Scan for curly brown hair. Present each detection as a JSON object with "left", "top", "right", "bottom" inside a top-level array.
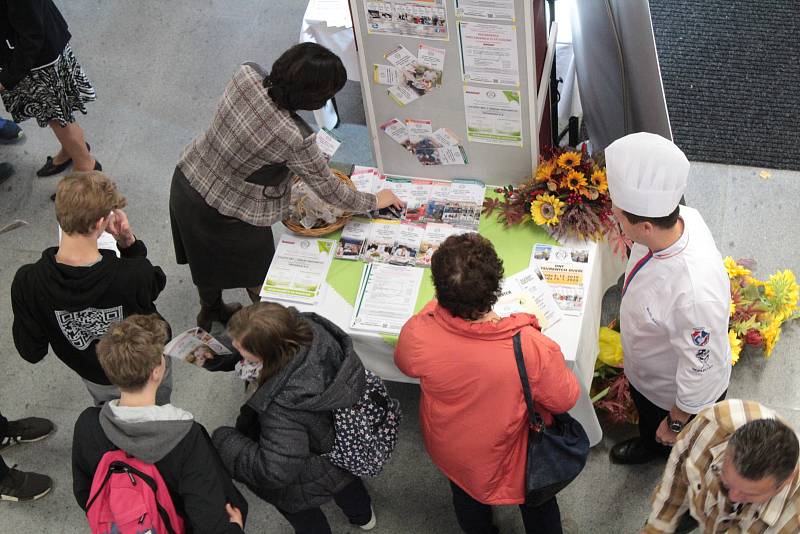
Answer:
[{"left": 431, "top": 233, "right": 504, "bottom": 321}]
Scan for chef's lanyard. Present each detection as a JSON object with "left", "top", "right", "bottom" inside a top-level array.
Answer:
[{"left": 621, "top": 251, "right": 653, "bottom": 298}]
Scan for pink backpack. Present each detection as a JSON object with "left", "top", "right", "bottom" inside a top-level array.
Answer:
[{"left": 85, "top": 450, "right": 185, "bottom": 534}]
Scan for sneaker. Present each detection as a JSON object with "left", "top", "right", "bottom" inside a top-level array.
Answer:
[
  {"left": 0, "top": 120, "right": 23, "bottom": 144},
  {"left": 0, "top": 417, "right": 55, "bottom": 451},
  {"left": 359, "top": 506, "right": 377, "bottom": 531},
  {"left": 0, "top": 467, "right": 53, "bottom": 502}
]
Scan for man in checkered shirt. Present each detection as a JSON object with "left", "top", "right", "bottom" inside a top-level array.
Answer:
[{"left": 643, "top": 399, "right": 800, "bottom": 533}]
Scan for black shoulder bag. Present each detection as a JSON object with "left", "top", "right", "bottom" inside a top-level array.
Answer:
[{"left": 512, "top": 332, "right": 590, "bottom": 507}]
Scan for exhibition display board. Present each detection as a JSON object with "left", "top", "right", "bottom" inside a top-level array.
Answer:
[{"left": 350, "top": 0, "right": 543, "bottom": 184}]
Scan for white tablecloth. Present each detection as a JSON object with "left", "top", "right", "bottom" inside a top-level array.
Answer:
[{"left": 270, "top": 223, "right": 626, "bottom": 446}]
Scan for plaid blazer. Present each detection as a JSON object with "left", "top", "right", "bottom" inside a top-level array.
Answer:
[{"left": 178, "top": 64, "right": 376, "bottom": 227}]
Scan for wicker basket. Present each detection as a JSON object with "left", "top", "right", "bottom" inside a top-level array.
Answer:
[{"left": 282, "top": 170, "right": 355, "bottom": 236}]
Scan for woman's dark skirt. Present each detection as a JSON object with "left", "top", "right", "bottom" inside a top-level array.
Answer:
[{"left": 169, "top": 166, "right": 274, "bottom": 289}]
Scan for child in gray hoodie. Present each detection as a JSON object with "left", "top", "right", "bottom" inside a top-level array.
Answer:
[{"left": 71, "top": 314, "right": 247, "bottom": 533}]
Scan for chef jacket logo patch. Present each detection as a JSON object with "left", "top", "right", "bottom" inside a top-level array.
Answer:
[
  {"left": 693, "top": 348, "right": 712, "bottom": 372},
  {"left": 691, "top": 328, "right": 710, "bottom": 347}
]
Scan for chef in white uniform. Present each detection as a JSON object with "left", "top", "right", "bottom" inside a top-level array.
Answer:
[{"left": 606, "top": 132, "right": 731, "bottom": 465}]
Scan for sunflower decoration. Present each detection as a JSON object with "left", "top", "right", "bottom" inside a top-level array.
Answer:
[
  {"left": 724, "top": 257, "right": 751, "bottom": 280},
  {"left": 483, "top": 146, "right": 617, "bottom": 243},
  {"left": 728, "top": 330, "right": 742, "bottom": 365},
  {"left": 535, "top": 161, "right": 556, "bottom": 183},
  {"left": 557, "top": 151, "right": 581, "bottom": 169},
  {"left": 531, "top": 193, "right": 565, "bottom": 226},
  {"left": 561, "top": 170, "right": 587, "bottom": 192},
  {"left": 590, "top": 169, "right": 608, "bottom": 193}
]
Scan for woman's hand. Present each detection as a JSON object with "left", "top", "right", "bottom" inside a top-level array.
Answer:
[
  {"left": 375, "top": 189, "right": 404, "bottom": 210},
  {"left": 226, "top": 503, "right": 244, "bottom": 529}
]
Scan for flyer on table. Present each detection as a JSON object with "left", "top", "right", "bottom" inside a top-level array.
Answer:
[
  {"left": 260, "top": 236, "right": 336, "bottom": 304},
  {"left": 458, "top": 21, "right": 520, "bottom": 86},
  {"left": 529, "top": 243, "right": 589, "bottom": 315},
  {"left": 351, "top": 263, "right": 425, "bottom": 334},
  {"left": 464, "top": 86, "right": 523, "bottom": 146}
]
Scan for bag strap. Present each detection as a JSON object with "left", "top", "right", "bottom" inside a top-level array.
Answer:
[{"left": 512, "top": 332, "right": 545, "bottom": 431}]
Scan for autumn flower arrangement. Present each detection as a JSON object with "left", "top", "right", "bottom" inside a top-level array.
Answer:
[
  {"left": 483, "top": 145, "right": 630, "bottom": 255},
  {"left": 725, "top": 257, "right": 799, "bottom": 364},
  {"left": 592, "top": 262, "right": 800, "bottom": 425}
]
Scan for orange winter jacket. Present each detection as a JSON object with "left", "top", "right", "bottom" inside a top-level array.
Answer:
[{"left": 395, "top": 301, "right": 580, "bottom": 505}]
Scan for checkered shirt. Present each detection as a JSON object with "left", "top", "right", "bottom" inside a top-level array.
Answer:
[{"left": 645, "top": 400, "right": 800, "bottom": 534}]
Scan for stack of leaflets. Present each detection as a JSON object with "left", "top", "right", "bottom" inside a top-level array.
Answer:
[
  {"left": 260, "top": 236, "right": 337, "bottom": 305},
  {"left": 529, "top": 244, "right": 589, "bottom": 315},
  {"left": 380, "top": 117, "right": 468, "bottom": 166},
  {"left": 494, "top": 267, "right": 563, "bottom": 329},
  {"left": 164, "top": 327, "right": 239, "bottom": 372},
  {"left": 377, "top": 44, "right": 445, "bottom": 107},
  {"left": 351, "top": 262, "right": 425, "bottom": 334},
  {"left": 335, "top": 173, "right": 485, "bottom": 267}
]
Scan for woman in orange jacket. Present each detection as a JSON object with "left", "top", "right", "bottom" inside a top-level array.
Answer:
[{"left": 395, "top": 233, "right": 580, "bottom": 534}]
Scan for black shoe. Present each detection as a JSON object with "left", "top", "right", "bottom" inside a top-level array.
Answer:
[
  {"left": 36, "top": 155, "right": 72, "bottom": 177},
  {"left": 0, "top": 417, "right": 55, "bottom": 451},
  {"left": 36, "top": 142, "right": 93, "bottom": 177},
  {"left": 609, "top": 437, "right": 661, "bottom": 465},
  {"left": 0, "top": 468, "right": 53, "bottom": 502},
  {"left": 0, "top": 162, "right": 14, "bottom": 185},
  {"left": 0, "top": 120, "right": 23, "bottom": 144}
]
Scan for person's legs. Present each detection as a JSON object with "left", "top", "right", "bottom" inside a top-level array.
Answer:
[
  {"left": 333, "top": 477, "right": 373, "bottom": 527},
  {"left": 0, "top": 410, "right": 8, "bottom": 477},
  {"left": 277, "top": 506, "right": 332, "bottom": 534},
  {"left": 47, "top": 120, "right": 94, "bottom": 170},
  {"left": 610, "top": 385, "right": 670, "bottom": 464},
  {"left": 196, "top": 286, "right": 242, "bottom": 331},
  {"left": 449, "top": 480, "right": 497, "bottom": 534},
  {"left": 246, "top": 286, "right": 261, "bottom": 304},
  {"left": 629, "top": 386, "right": 671, "bottom": 456},
  {"left": 519, "top": 497, "right": 563, "bottom": 534}
]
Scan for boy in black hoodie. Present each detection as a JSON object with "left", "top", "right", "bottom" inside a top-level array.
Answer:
[
  {"left": 71, "top": 314, "right": 247, "bottom": 533},
  {"left": 11, "top": 170, "right": 172, "bottom": 405}
]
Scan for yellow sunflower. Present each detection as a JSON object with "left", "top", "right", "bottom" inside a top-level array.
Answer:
[
  {"left": 729, "top": 300, "right": 736, "bottom": 317},
  {"left": 531, "top": 193, "right": 565, "bottom": 226},
  {"left": 723, "top": 257, "right": 751, "bottom": 280},
  {"left": 535, "top": 162, "right": 556, "bottom": 183},
  {"left": 590, "top": 169, "right": 608, "bottom": 193},
  {"left": 762, "top": 319, "right": 782, "bottom": 357},
  {"left": 728, "top": 330, "right": 742, "bottom": 365},
  {"left": 561, "top": 170, "right": 587, "bottom": 192},
  {"left": 557, "top": 151, "right": 581, "bottom": 169}
]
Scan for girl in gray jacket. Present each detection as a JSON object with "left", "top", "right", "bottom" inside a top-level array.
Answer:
[{"left": 212, "top": 302, "right": 376, "bottom": 534}]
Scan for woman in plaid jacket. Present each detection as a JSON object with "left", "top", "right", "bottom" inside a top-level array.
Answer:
[{"left": 169, "top": 43, "right": 401, "bottom": 330}]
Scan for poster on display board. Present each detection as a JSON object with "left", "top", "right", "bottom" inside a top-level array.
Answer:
[
  {"left": 455, "top": 0, "right": 516, "bottom": 22},
  {"left": 365, "top": 1, "right": 449, "bottom": 40},
  {"left": 463, "top": 86, "right": 523, "bottom": 146},
  {"left": 458, "top": 20, "right": 519, "bottom": 86}
]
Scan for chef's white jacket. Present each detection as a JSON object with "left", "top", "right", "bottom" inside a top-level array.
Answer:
[{"left": 620, "top": 206, "right": 731, "bottom": 413}]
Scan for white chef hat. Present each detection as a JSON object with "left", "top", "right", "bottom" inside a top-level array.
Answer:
[{"left": 606, "top": 132, "right": 690, "bottom": 217}]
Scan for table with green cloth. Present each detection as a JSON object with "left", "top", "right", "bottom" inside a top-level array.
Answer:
[{"left": 272, "top": 205, "right": 626, "bottom": 446}]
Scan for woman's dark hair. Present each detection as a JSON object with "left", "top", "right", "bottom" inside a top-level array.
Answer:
[
  {"left": 263, "top": 43, "right": 347, "bottom": 111},
  {"left": 227, "top": 302, "right": 314, "bottom": 385},
  {"left": 431, "top": 233, "right": 504, "bottom": 321}
]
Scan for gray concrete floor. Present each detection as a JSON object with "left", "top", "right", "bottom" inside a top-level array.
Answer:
[{"left": 1, "top": 2, "right": 798, "bottom": 533}]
